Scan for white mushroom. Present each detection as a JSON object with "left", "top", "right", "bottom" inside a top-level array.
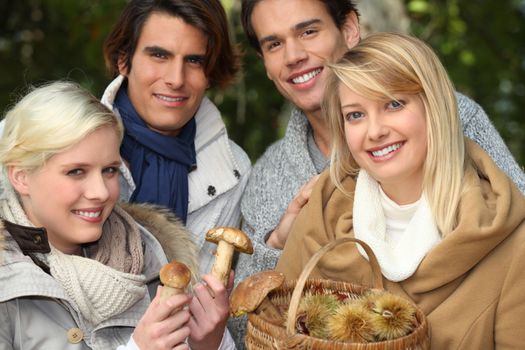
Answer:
[{"left": 205, "top": 227, "right": 253, "bottom": 286}]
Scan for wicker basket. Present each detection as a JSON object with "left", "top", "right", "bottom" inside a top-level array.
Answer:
[{"left": 245, "top": 237, "right": 430, "bottom": 349}]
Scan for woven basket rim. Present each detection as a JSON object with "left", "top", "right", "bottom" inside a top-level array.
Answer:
[
  {"left": 245, "top": 237, "right": 430, "bottom": 349},
  {"left": 247, "top": 277, "right": 430, "bottom": 349}
]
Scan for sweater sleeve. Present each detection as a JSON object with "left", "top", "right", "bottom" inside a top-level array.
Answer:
[
  {"left": 234, "top": 146, "right": 291, "bottom": 287},
  {"left": 456, "top": 92, "right": 525, "bottom": 194}
]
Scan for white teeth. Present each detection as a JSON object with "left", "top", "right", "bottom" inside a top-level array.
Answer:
[
  {"left": 372, "top": 143, "right": 402, "bottom": 157},
  {"left": 76, "top": 211, "right": 101, "bottom": 218},
  {"left": 157, "top": 95, "right": 184, "bottom": 102},
  {"left": 291, "top": 69, "right": 321, "bottom": 84}
]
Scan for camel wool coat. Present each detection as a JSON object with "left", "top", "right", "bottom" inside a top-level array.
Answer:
[{"left": 275, "top": 141, "right": 525, "bottom": 349}]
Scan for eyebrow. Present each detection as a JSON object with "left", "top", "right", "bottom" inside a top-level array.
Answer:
[
  {"left": 61, "top": 160, "right": 122, "bottom": 169},
  {"left": 143, "top": 45, "right": 206, "bottom": 62},
  {"left": 341, "top": 103, "right": 362, "bottom": 109},
  {"left": 258, "top": 18, "right": 323, "bottom": 48},
  {"left": 144, "top": 45, "right": 173, "bottom": 58}
]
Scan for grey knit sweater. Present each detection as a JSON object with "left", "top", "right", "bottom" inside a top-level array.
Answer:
[{"left": 228, "top": 92, "right": 525, "bottom": 348}]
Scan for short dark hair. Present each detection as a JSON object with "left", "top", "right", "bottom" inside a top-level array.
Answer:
[
  {"left": 241, "top": 0, "right": 359, "bottom": 54},
  {"left": 104, "top": 0, "right": 240, "bottom": 88}
]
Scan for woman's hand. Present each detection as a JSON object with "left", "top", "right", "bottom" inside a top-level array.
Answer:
[
  {"left": 266, "top": 174, "right": 320, "bottom": 249},
  {"left": 132, "top": 286, "right": 192, "bottom": 350},
  {"left": 187, "top": 273, "right": 232, "bottom": 350}
]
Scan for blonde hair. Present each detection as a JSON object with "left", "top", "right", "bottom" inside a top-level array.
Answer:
[
  {"left": 0, "top": 81, "right": 123, "bottom": 174},
  {"left": 323, "top": 32, "right": 468, "bottom": 235}
]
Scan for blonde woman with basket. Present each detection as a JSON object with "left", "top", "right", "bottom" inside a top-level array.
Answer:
[{"left": 275, "top": 32, "right": 525, "bottom": 349}]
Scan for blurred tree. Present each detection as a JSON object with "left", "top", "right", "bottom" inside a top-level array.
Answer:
[
  {"left": 0, "top": 0, "right": 523, "bottom": 166},
  {"left": 406, "top": 0, "right": 525, "bottom": 165},
  {"left": 0, "top": 0, "right": 126, "bottom": 107}
]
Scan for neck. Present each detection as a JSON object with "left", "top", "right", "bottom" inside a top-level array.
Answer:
[
  {"left": 304, "top": 108, "right": 331, "bottom": 158},
  {"left": 380, "top": 182, "right": 422, "bottom": 205}
]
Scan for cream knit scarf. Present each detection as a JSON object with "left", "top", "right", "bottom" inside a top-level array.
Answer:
[
  {"left": 353, "top": 170, "right": 441, "bottom": 282},
  {"left": 0, "top": 183, "right": 147, "bottom": 326}
]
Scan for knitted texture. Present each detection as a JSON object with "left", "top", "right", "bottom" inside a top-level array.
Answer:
[
  {"left": 0, "top": 180, "right": 147, "bottom": 326},
  {"left": 48, "top": 248, "right": 146, "bottom": 325},
  {"left": 353, "top": 170, "right": 441, "bottom": 282}
]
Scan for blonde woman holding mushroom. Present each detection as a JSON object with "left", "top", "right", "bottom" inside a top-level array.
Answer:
[
  {"left": 275, "top": 33, "right": 525, "bottom": 349},
  {"left": 0, "top": 81, "right": 223, "bottom": 350}
]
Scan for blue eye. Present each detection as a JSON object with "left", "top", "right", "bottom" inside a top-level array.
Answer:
[
  {"left": 345, "top": 111, "right": 364, "bottom": 121},
  {"left": 103, "top": 167, "right": 120, "bottom": 176},
  {"left": 388, "top": 100, "right": 404, "bottom": 109},
  {"left": 67, "top": 168, "right": 83, "bottom": 176}
]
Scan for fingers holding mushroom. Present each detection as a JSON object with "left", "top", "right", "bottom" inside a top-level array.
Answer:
[
  {"left": 205, "top": 227, "right": 253, "bottom": 287},
  {"left": 159, "top": 260, "right": 192, "bottom": 304}
]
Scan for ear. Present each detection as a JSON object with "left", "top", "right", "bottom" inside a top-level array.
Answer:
[
  {"left": 8, "top": 166, "right": 30, "bottom": 196},
  {"left": 341, "top": 11, "right": 361, "bottom": 50},
  {"left": 117, "top": 55, "right": 129, "bottom": 76}
]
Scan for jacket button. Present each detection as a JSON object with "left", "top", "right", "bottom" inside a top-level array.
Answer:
[
  {"left": 33, "top": 234, "right": 42, "bottom": 245},
  {"left": 207, "top": 185, "right": 216, "bottom": 196},
  {"left": 67, "top": 327, "right": 83, "bottom": 344}
]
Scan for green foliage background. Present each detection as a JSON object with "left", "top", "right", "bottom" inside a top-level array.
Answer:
[{"left": 1, "top": 0, "right": 523, "bottom": 166}]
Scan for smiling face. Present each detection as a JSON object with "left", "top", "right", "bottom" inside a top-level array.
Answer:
[
  {"left": 119, "top": 12, "right": 209, "bottom": 137},
  {"left": 339, "top": 84, "right": 428, "bottom": 203},
  {"left": 251, "top": 0, "right": 359, "bottom": 118},
  {"left": 11, "top": 126, "right": 122, "bottom": 254}
]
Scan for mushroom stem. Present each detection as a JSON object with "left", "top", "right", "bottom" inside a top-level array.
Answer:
[
  {"left": 160, "top": 286, "right": 185, "bottom": 304},
  {"left": 257, "top": 298, "right": 284, "bottom": 325},
  {"left": 211, "top": 240, "right": 235, "bottom": 286}
]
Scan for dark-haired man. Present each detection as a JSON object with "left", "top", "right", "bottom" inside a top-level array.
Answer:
[{"left": 102, "top": 0, "right": 251, "bottom": 348}]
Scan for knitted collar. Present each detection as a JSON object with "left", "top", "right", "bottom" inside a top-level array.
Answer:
[
  {"left": 0, "top": 182, "right": 147, "bottom": 326},
  {"left": 353, "top": 170, "right": 441, "bottom": 282}
]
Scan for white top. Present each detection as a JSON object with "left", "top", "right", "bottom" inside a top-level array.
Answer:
[
  {"left": 353, "top": 170, "right": 441, "bottom": 282},
  {"left": 379, "top": 186, "right": 420, "bottom": 245}
]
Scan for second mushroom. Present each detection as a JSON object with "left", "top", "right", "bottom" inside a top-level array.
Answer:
[{"left": 205, "top": 227, "right": 253, "bottom": 286}]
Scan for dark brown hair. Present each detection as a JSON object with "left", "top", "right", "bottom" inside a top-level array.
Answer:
[
  {"left": 241, "top": 0, "right": 359, "bottom": 54},
  {"left": 104, "top": 0, "right": 240, "bottom": 88}
]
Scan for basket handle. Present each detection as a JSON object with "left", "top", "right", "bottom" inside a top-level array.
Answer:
[{"left": 285, "top": 237, "right": 383, "bottom": 335}]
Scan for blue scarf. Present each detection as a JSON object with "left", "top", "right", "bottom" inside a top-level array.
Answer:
[{"left": 114, "top": 85, "right": 197, "bottom": 224}]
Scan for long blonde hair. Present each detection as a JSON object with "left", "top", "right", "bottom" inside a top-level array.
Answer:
[
  {"left": 0, "top": 81, "right": 123, "bottom": 175},
  {"left": 323, "top": 32, "right": 468, "bottom": 235}
]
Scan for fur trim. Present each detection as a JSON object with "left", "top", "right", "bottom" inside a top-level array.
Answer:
[{"left": 120, "top": 202, "right": 199, "bottom": 280}]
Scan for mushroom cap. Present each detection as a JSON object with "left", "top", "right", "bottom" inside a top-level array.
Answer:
[
  {"left": 230, "top": 270, "right": 285, "bottom": 317},
  {"left": 159, "top": 260, "right": 191, "bottom": 289},
  {"left": 205, "top": 227, "right": 254, "bottom": 254}
]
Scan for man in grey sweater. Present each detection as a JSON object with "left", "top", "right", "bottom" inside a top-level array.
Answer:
[{"left": 230, "top": 0, "right": 525, "bottom": 346}]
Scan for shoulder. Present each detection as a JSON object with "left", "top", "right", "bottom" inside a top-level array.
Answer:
[
  {"left": 455, "top": 91, "right": 485, "bottom": 126},
  {"left": 120, "top": 203, "right": 198, "bottom": 273},
  {"left": 242, "top": 139, "right": 289, "bottom": 201},
  {"left": 228, "top": 139, "right": 252, "bottom": 174},
  {"left": 251, "top": 138, "right": 288, "bottom": 177}
]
